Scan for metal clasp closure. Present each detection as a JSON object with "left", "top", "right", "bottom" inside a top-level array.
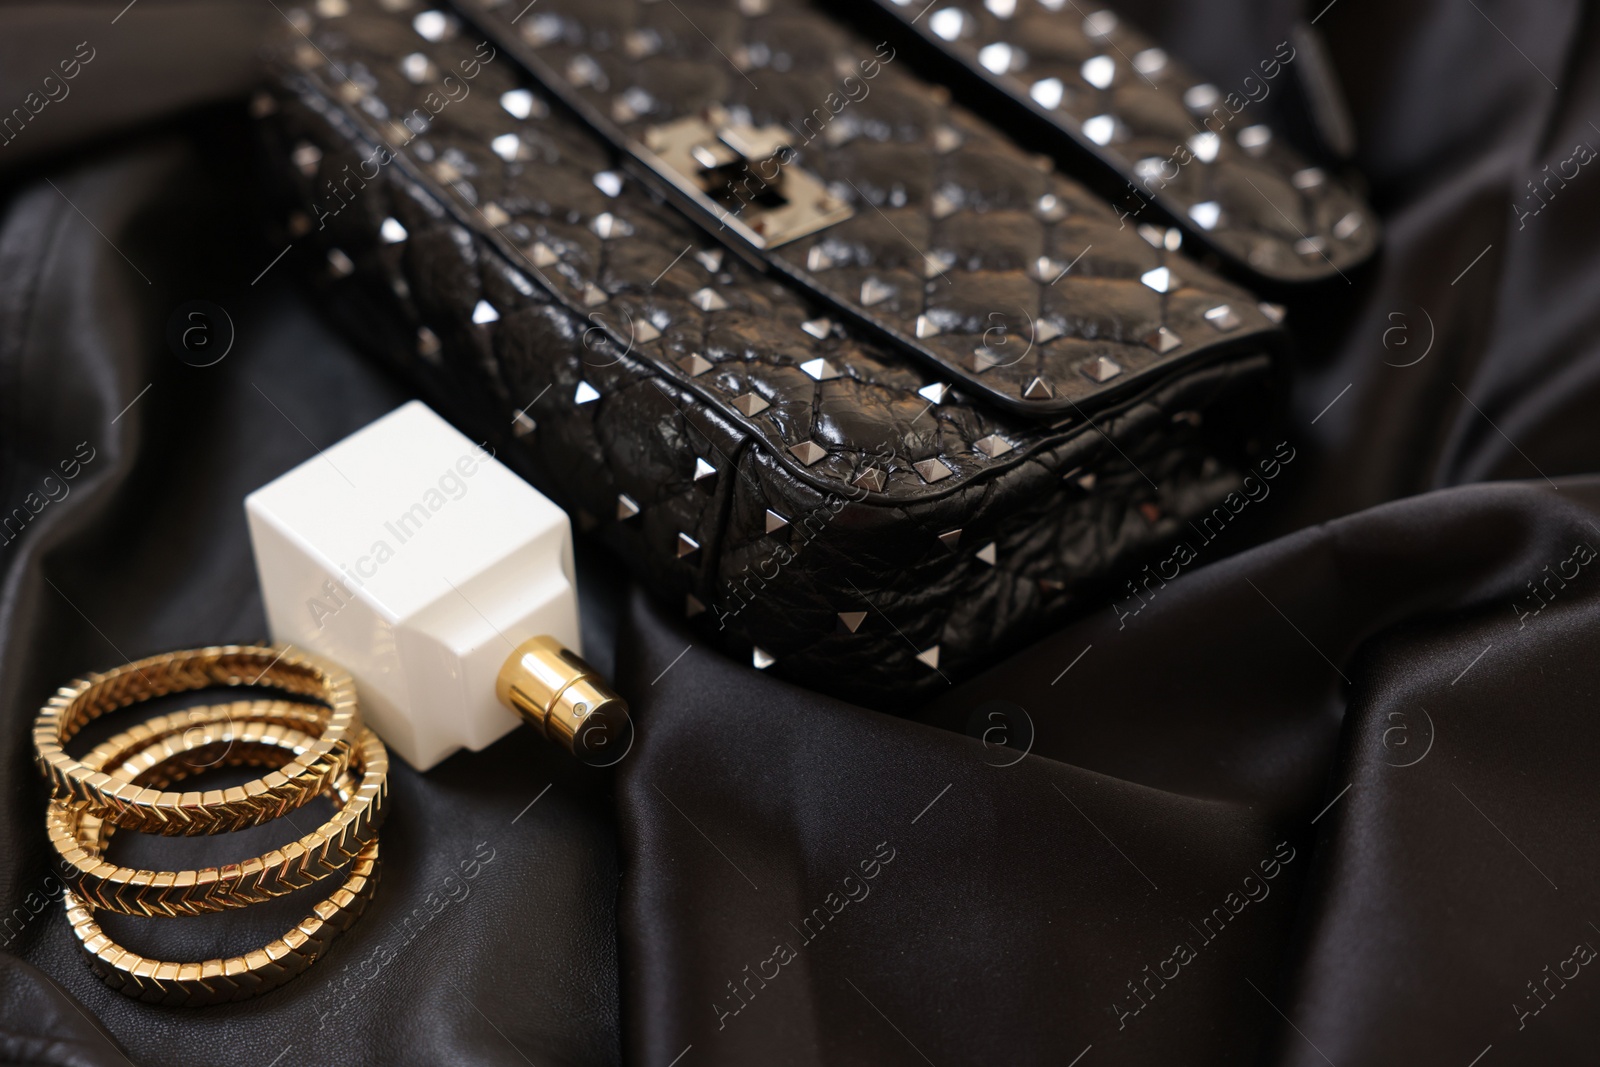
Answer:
[{"left": 640, "top": 108, "right": 852, "bottom": 249}]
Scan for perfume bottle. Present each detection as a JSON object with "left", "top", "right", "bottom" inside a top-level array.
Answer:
[{"left": 246, "top": 400, "right": 627, "bottom": 770}]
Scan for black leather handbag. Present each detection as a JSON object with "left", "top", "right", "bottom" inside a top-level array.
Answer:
[{"left": 257, "top": 0, "right": 1375, "bottom": 707}]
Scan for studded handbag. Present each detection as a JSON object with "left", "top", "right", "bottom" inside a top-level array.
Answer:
[{"left": 257, "top": 0, "right": 1376, "bottom": 707}]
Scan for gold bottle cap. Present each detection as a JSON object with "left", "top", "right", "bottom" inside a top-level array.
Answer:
[{"left": 496, "top": 636, "right": 630, "bottom": 763}]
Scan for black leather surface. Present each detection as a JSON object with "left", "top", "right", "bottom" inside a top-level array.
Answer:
[
  {"left": 5, "top": 0, "right": 1600, "bottom": 1064},
  {"left": 858, "top": 0, "right": 1379, "bottom": 282},
  {"left": 262, "top": 0, "right": 1289, "bottom": 706}
]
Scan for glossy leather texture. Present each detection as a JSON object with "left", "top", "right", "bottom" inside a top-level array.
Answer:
[{"left": 257, "top": 0, "right": 1303, "bottom": 706}]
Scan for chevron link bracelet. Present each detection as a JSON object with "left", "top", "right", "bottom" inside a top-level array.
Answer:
[
  {"left": 61, "top": 712, "right": 381, "bottom": 1006},
  {"left": 34, "top": 644, "right": 361, "bottom": 836},
  {"left": 48, "top": 700, "right": 388, "bottom": 917},
  {"left": 33, "top": 644, "right": 389, "bottom": 1004}
]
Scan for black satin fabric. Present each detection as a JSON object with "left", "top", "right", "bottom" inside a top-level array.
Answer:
[{"left": 3, "top": 1, "right": 1600, "bottom": 1065}]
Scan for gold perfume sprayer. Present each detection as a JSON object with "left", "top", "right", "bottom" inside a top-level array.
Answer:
[{"left": 495, "top": 636, "right": 629, "bottom": 758}]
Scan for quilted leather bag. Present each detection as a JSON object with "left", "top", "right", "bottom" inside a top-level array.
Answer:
[{"left": 257, "top": 0, "right": 1376, "bottom": 707}]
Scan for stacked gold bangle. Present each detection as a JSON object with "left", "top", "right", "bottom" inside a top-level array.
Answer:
[{"left": 31, "top": 645, "right": 389, "bottom": 1007}]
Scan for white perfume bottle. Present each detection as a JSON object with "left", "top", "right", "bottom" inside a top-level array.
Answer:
[{"left": 245, "top": 400, "right": 626, "bottom": 771}]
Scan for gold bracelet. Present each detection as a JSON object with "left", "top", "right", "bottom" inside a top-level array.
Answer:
[
  {"left": 49, "top": 701, "right": 388, "bottom": 917},
  {"left": 61, "top": 714, "right": 381, "bottom": 1006},
  {"left": 34, "top": 644, "right": 360, "bottom": 836}
]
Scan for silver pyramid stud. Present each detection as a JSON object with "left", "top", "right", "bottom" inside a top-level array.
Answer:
[
  {"left": 693, "top": 457, "right": 717, "bottom": 482},
  {"left": 1081, "top": 55, "right": 1116, "bottom": 89},
  {"left": 616, "top": 493, "right": 640, "bottom": 520},
  {"left": 931, "top": 190, "right": 961, "bottom": 219},
  {"left": 472, "top": 299, "right": 499, "bottom": 324},
  {"left": 853, "top": 467, "right": 886, "bottom": 492},
  {"left": 765, "top": 509, "right": 789, "bottom": 534},
  {"left": 929, "top": 7, "right": 966, "bottom": 40},
  {"left": 806, "top": 245, "right": 836, "bottom": 271},
  {"left": 1184, "top": 83, "right": 1220, "bottom": 111},
  {"left": 1076, "top": 471, "right": 1098, "bottom": 491},
  {"left": 492, "top": 134, "right": 524, "bottom": 163},
  {"left": 529, "top": 241, "right": 559, "bottom": 267},
  {"left": 933, "top": 125, "right": 963, "bottom": 153},
  {"left": 801, "top": 317, "right": 833, "bottom": 339},
  {"left": 1035, "top": 192, "right": 1067, "bottom": 221},
  {"left": 581, "top": 284, "right": 609, "bottom": 307},
  {"left": 923, "top": 252, "right": 954, "bottom": 279},
  {"left": 837, "top": 610, "right": 867, "bottom": 633},
  {"left": 685, "top": 594, "right": 705, "bottom": 618},
  {"left": 1295, "top": 236, "right": 1326, "bottom": 257},
  {"left": 972, "top": 348, "right": 1004, "bottom": 373},
  {"left": 676, "top": 532, "right": 700, "bottom": 559},
  {"left": 593, "top": 171, "right": 624, "bottom": 197},
  {"left": 916, "top": 645, "right": 941, "bottom": 669},
  {"left": 1031, "top": 256, "right": 1066, "bottom": 283},
  {"left": 790, "top": 441, "right": 827, "bottom": 465},
  {"left": 1033, "top": 320, "right": 1065, "bottom": 344},
  {"left": 919, "top": 383, "right": 950, "bottom": 404},
  {"left": 399, "top": 53, "right": 435, "bottom": 84},
  {"left": 590, "top": 212, "right": 633, "bottom": 239},
  {"left": 859, "top": 277, "right": 896, "bottom": 306},
  {"left": 1188, "top": 131, "right": 1221, "bottom": 163},
  {"left": 481, "top": 203, "right": 511, "bottom": 227},
  {"left": 915, "top": 315, "right": 944, "bottom": 339},
  {"left": 1082, "top": 355, "right": 1125, "bottom": 381},
  {"left": 610, "top": 95, "right": 642, "bottom": 123},
  {"left": 1334, "top": 211, "right": 1363, "bottom": 240},
  {"left": 574, "top": 381, "right": 601, "bottom": 405},
  {"left": 975, "top": 434, "right": 1013, "bottom": 458},
  {"left": 500, "top": 88, "right": 537, "bottom": 119},
  {"left": 1084, "top": 9, "right": 1118, "bottom": 36},
  {"left": 1204, "top": 305, "right": 1241, "bottom": 331},
  {"left": 633, "top": 320, "right": 662, "bottom": 344},
  {"left": 1258, "top": 301, "right": 1286, "bottom": 324},
  {"left": 624, "top": 29, "right": 659, "bottom": 60},
  {"left": 412, "top": 10, "right": 454, "bottom": 41},
  {"left": 1292, "top": 167, "right": 1326, "bottom": 190},
  {"left": 380, "top": 217, "right": 408, "bottom": 243},
  {"left": 1137, "top": 224, "right": 1166, "bottom": 249},
  {"left": 1031, "top": 76, "right": 1065, "bottom": 109},
  {"left": 978, "top": 42, "right": 1020, "bottom": 75},
  {"left": 913, "top": 457, "right": 953, "bottom": 483},
  {"left": 417, "top": 326, "right": 441, "bottom": 359},
  {"left": 1132, "top": 47, "right": 1167, "bottom": 75},
  {"left": 977, "top": 542, "right": 997, "bottom": 565},
  {"left": 566, "top": 54, "right": 603, "bottom": 87},
  {"left": 1082, "top": 114, "right": 1120, "bottom": 146},
  {"left": 690, "top": 287, "right": 729, "bottom": 311},
  {"left": 1023, "top": 376, "right": 1054, "bottom": 400},
  {"left": 1238, "top": 124, "right": 1272, "bottom": 156},
  {"left": 327, "top": 249, "right": 355, "bottom": 277},
  {"left": 732, "top": 392, "right": 770, "bottom": 416},
  {"left": 695, "top": 248, "right": 724, "bottom": 273},
  {"left": 938, "top": 528, "right": 961, "bottom": 550},
  {"left": 1189, "top": 201, "right": 1222, "bottom": 231},
  {"left": 1140, "top": 266, "right": 1176, "bottom": 293},
  {"left": 752, "top": 647, "right": 775, "bottom": 669},
  {"left": 1143, "top": 328, "right": 1182, "bottom": 354},
  {"left": 512, "top": 411, "right": 536, "bottom": 437},
  {"left": 801, "top": 358, "right": 841, "bottom": 381},
  {"left": 679, "top": 353, "right": 713, "bottom": 377}
]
